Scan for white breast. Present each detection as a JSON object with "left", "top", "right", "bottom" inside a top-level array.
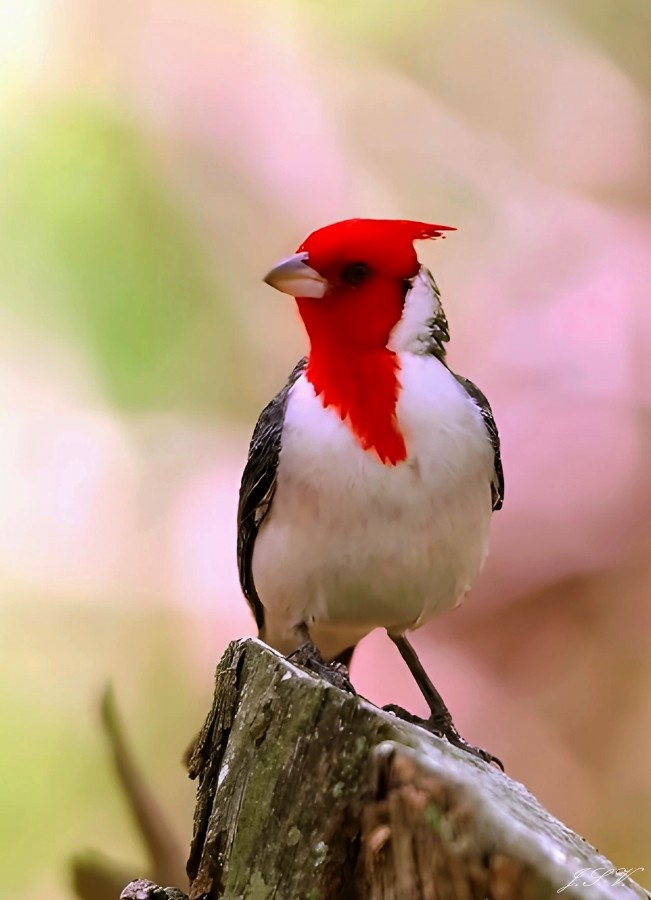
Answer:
[{"left": 252, "top": 352, "right": 494, "bottom": 660}]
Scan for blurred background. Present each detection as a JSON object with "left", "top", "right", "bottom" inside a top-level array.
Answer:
[{"left": 1, "top": 0, "right": 651, "bottom": 896}]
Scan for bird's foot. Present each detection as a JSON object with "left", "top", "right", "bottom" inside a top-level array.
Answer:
[
  {"left": 383, "top": 703, "right": 504, "bottom": 771},
  {"left": 288, "top": 642, "right": 356, "bottom": 694}
]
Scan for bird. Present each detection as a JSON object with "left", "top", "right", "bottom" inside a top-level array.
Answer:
[{"left": 237, "top": 218, "right": 504, "bottom": 765}]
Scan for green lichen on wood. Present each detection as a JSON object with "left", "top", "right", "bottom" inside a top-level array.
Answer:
[
  {"left": 188, "top": 640, "right": 413, "bottom": 897},
  {"left": 203, "top": 650, "right": 380, "bottom": 895}
]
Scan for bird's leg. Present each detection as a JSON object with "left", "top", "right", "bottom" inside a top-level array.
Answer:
[
  {"left": 287, "top": 623, "right": 356, "bottom": 694},
  {"left": 386, "top": 633, "right": 503, "bottom": 770}
]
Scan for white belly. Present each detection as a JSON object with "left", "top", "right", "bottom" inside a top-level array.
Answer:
[{"left": 252, "top": 353, "right": 494, "bottom": 659}]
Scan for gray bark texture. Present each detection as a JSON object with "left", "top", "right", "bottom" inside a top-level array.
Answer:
[{"left": 124, "top": 638, "right": 649, "bottom": 900}]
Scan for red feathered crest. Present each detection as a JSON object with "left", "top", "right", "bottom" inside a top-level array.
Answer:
[{"left": 299, "top": 219, "right": 455, "bottom": 281}]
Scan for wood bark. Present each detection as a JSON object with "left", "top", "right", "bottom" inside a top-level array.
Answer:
[{"left": 123, "top": 638, "right": 649, "bottom": 900}]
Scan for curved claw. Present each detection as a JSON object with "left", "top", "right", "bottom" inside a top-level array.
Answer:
[
  {"left": 436, "top": 723, "right": 504, "bottom": 771},
  {"left": 383, "top": 703, "right": 504, "bottom": 771}
]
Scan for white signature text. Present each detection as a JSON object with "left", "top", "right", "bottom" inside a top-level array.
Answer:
[{"left": 558, "top": 866, "right": 645, "bottom": 892}]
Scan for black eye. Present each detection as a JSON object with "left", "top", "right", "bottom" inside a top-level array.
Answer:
[{"left": 341, "top": 262, "right": 370, "bottom": 286}]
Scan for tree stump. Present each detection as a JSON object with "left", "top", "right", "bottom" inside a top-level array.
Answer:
[{"left": 123, "top": 638, "right": 649, "bottom": 900}]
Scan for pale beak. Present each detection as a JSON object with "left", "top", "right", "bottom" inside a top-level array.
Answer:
[{"left": 263, "top": 252, "right": 328, "bottom": 299}]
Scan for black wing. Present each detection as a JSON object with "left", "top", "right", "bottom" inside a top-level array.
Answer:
[
  {"left": 237, "top": 358, "right": 307, "bottom": 629},
  {"left": 452, "top": 373, "right": 504, "bottom": 511}
]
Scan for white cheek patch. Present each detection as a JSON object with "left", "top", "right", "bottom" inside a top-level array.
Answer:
[{"left": 388, "top": 266, "right": 448, "bottom": 356}]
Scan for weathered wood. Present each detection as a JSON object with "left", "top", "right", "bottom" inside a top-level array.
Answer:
[
  {"left": 120, "top": 881, "right": 188, "bottom": 900},
  {"left": 175, "top": 638, "right": 649, "bottom": 900}
]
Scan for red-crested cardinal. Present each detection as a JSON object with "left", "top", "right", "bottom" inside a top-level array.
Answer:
[{"left": 237, "top": 219, "right": 504, "bottom": 765}]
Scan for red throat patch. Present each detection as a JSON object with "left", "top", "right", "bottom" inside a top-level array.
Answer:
[
  {"left": 296, "top": 275, "right": 409, "bottom": 465},
  {"left": 306, "top": 347, "right": 407, "bottom": 465}
]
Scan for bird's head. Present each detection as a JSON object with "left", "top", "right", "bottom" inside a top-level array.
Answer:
[
  {"left": 262, "top": 218, "right": 454, "bottom": 464},
  {"left": 263, "top": 218, "right": 454, "bottom": 352}
]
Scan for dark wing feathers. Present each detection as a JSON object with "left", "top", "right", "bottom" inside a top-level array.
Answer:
[
  {"left": 237, "top": 358, "right": 306, "bottom": 628},
  {"left": 452, "top": 373, "right": 504, "bottom": 511}
]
